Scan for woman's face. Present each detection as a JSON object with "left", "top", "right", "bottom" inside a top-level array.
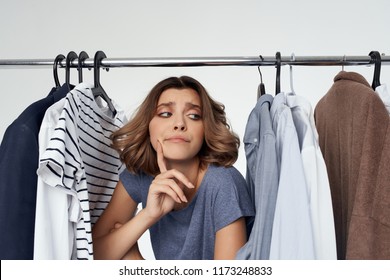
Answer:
[{"left": 149, "top": 88, "right": 204, "bottom": 163}]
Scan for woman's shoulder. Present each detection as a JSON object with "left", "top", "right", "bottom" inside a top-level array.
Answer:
[
  {"left": 119, "top": 168, "right": 154, "bottom": 203},
  {"left": 119, "top": 168, "right": 153, "bottom": 186},
  {"left": 208, "top": 164, "right": 243, "bottom": 177},
  {"left": 203, "top": 165, "right": 254, "bottom": 221},
  {"left": 205, "top": 164, "right": 246, "bottom": 187}
]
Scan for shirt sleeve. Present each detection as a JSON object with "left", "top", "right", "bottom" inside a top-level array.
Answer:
[
  {"left": 37, "top": 95, "right": 84, "bottom": 194},
  {"left": 119, "top": 169, "right": 143, "bottom": 203},
  {"left": 212, "top": 168, "right": 255, "bottom": 233}
]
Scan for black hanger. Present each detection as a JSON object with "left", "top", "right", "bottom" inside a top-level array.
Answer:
[
  {"left": 92, "top": 51, "right": 117, "bottom": 116},
  {"left": 78, "top": 51, "right": 89, "bottom": 83},
  {"left": 53, "top": 54, "right": 65, "bottom": 88},
  {"left": 257, "top": 56, "right": 266, "bottom": 99},
  {"left": 369, "top": 51, "right": 381, "bottom": 90},
  {"left": 65, "top": 51, "right": 78, "bottom": 90},
  {"left": 275, "top": 52, "right": 281, "bottom": 95}
]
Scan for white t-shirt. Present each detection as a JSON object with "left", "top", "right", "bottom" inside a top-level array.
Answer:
[
  {"left": 375, "top": 84, "right": 390, "bottom": 114},
  {"left": 34, "top": 83, "right": 126, "bottom": 260}
]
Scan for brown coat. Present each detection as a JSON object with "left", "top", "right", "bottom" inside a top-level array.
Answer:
[{"left": 314, "top": 71, "right": 390, "bottom": 259}]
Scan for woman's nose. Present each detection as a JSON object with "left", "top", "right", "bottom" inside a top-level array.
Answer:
[
  {"left": 174, "top": 123, "right": 186, "bottom": 131},
  {"left": 173, "top": 118, "right": 186, "bottom": 131}
]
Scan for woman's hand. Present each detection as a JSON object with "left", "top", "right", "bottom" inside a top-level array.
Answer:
[{"left": 144, "top": 141, "right": 194, "bottom": 220}]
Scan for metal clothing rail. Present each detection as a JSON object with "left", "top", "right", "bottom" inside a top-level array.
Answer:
[{"left": 1, "top": 55, "right": 390, "bottom": 68}]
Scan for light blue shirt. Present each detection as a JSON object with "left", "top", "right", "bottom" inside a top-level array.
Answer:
[
  {"left": 236, "top": 94, "right": 279, "bottom": 260},
  {"left": 269, "top": 92, "right": 315, "bottom": 259}
]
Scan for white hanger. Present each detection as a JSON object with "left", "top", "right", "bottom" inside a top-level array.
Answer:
[
  {"left": 342, "top": 54, "right": 346, "bottom": 71},
  {"left": 289, "top": 53, "right": 296, "bottom": 94}
]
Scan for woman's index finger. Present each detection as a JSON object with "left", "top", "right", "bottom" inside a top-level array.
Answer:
[{"left": 157, "top": 141, "right": 167, "bottom": 173}]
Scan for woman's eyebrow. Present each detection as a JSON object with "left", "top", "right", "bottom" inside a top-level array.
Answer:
[
  {"left": 185, "top": 103, "right": 201, "bottom": 110},
  {"left": 156, "top": 102, "right": 201, "bottom": 110},
  {"left": 156, "top": 102, "right": 174, "bottom": 108}
]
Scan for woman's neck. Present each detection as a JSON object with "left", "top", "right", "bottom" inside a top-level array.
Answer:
[
  {"left": 166, "top": 157, "right": 201, "bottom": 187},
  {"left": 167, "top": 157, "right": 207, "bottom": 211}
]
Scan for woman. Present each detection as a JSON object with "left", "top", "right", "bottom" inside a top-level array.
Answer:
[{"left": 92, "top": 76, "right": 254, "bottom": 260}]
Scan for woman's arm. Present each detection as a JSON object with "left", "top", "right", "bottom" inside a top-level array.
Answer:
[
  {"left": 92, "top": 181, "right": 155, "bottom": 260},
  {"left": 214, "top": 217, "right": 247, "bottom": 260},
  {"left": 104, "top": 222, "right": 145, "bottom": 260},
  {"left": 93, "top": 165, "right": 192, "bottom": 260}
]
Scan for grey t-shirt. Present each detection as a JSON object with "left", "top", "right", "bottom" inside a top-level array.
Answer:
[{"left": 120, "top": 164, "right": 254, "bottom": 260}]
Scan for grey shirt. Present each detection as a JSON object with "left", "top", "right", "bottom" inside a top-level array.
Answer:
[
  {"left": 236, "top": 94, "right": 279, "bottom": 260},
  {"left": 120, "top": 164, "right": 254, "bottom": 260}
]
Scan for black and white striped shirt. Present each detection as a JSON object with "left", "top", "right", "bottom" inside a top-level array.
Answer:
[{"left": 37, "top": 83, "right": 126, "bottom": 260}]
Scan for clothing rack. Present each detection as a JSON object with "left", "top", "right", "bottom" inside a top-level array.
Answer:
[{"left": 1, "top": 54, "right": 390, "bottom": 68}]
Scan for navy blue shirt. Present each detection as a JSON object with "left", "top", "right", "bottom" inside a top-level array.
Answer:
[
  {"left": 120, "top": 164, "right": 254, "bottom": 260},
  {"left": 0, "top": 84, "right": 72, "bottom": 259}
]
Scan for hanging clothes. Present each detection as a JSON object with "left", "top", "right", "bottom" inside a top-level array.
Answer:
[
  {"left": 236, "top": 94, "right": 279, "bottom": 260},
  {"left": 0, "top": 83, "right": 72, "bottom": 259},
  {"left": 34, "top": 83, "right": 126, "bottom": 260},
  {"left": 269, "top": 92, "right": 315, "bottom": 259},
  {"left": 315, "top": 71, "right": 390, "bottom": 259},
  {"left": 375, "top": 84, "right": 390, "bottom": 114},
  {"left": 286, "top": 92, "right": 337, "bottom": 259}
]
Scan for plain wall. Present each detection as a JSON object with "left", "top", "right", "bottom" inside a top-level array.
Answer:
[{"left": 1, "top": 0, "right": 389, "bottom": 259}]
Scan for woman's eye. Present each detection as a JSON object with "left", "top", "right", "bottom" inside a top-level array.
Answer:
[
  {"left": 158, "top": 112, "right": 172, "bottom": 118},
  {"left": 188, "top": 113, "right": 202, "bottom": 120}
]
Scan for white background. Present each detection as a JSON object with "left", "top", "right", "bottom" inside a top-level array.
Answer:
[{"left": 1, "top": 0, "right": 390, "bottom": 260}]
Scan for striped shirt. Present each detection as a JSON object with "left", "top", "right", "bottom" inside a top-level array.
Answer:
[{"left": 36, "top": 83, "right": 126, "bottom": 260}]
